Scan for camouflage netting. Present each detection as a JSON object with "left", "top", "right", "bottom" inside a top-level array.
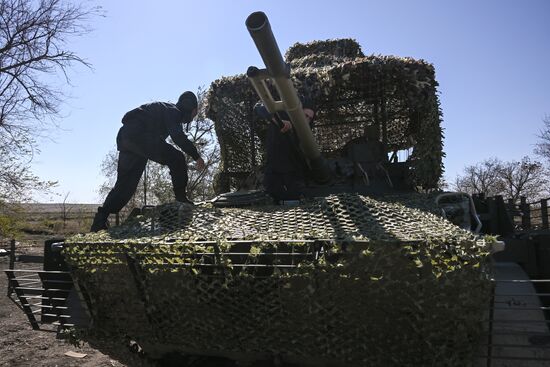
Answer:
[
  {"left": 64, "top": 193, "right": 491, "bottom": 366},
  {"left": 206, "top": 39, "right": 444, "bottom": 192}
]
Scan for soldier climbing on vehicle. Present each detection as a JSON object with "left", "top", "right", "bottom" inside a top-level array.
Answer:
[{"left": 90, "top": 91, "right": 206, "bottom": 232}]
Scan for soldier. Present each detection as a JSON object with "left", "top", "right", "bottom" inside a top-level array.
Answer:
[
  {"left": 254, "top": 96, "right": 315, "bottom": 204},
  {"left": 90, "top": 91, "right": 206, "bottom": 232}
]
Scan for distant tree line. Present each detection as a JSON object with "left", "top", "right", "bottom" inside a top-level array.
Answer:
[{"left": 451, "top": 115, "right": 550, "bottom": 202}]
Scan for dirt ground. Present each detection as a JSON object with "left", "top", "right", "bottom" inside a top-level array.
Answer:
[{"left": 0, "top": 244, "right": 155, "bottom": 367}]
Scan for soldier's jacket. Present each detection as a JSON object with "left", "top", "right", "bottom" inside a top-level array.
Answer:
[
  {"left": 121, "top": 102, "right": 200, "bottom": 160},
  {"left": 254, "top": 102, "right": 305, "bottom": 174}
]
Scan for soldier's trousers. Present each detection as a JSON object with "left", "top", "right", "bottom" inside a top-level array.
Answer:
[
  {"left": 263, "top": 171, "right": 305, "bottom": 204},
  {"left": 101, "top": 125, "right": 189, "bottom": 213}
]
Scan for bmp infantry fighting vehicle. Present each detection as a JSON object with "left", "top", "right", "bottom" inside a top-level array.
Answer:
[{"left": 11, "top": 11, "right": 549, "bottom": 367}]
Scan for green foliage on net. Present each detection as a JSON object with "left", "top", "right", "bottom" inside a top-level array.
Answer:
[
  {"left": 63, "top": 193, "right": 491, "bottom": 366},
  {"left": 206, "top": 39, "right": 444, "bottom": 191}
]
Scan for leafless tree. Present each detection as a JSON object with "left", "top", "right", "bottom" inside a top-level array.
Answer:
[
  {"left": 535, "top": 115, "right": 550, "bottom": 165},
  {"left": 59, "top": 191, "right": 72, "bottom": 228},
  {"left": 452, "top": 156, "right": 549, "bottom": 202},
  {"left": 98, "top": 88, "right": 220, "bottom": 214},
  {"left": 452, "top": 157, "right": 505, "bottom": 197},
  {"left": 0, "top": 0, "right": 101, "bottom": 202},
  {"left": 0, "top": 143, "right": 57, "bottom": 202},
  {"left": 185, "top": 87, "right": 220, "bottom": 201},
  {"left": 498, "top": 157, "right": 548, "bottom": 202}
]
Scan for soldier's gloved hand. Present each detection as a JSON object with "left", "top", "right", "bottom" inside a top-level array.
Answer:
[
  {"left": 280, "top": 120, "right": 292, "bottom": 133},
  {"left": 195, "top": 157, "right": 206, "bottom": 171}
]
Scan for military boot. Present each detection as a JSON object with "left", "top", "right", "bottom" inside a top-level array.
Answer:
[
  {"left": 90, "top": 207, "right": 109, "bottom": 232},
  {"left": 174, "top": 188, "right": 194, "bottom": 205}
]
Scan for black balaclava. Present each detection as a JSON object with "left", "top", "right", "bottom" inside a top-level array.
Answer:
[
  {"left": 300, "top": 95, "right": 315, "bottom": 111},
  {"left": 299, "top": 94, "right": 316, "bottom": 127},
  {"left": 176, "top": 91, "right": 198, "bottom": 123}
]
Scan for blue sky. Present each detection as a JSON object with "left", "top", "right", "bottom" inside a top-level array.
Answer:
[{"left": 30, "top": 0, "right": 550, "bottom": 203}]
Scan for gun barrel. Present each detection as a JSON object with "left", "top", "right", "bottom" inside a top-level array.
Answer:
[
  {"left": 245, "top": 12, "right": 287, "bottom": 78},
  {"left": 246, "top": 12, "right": 331, "bottom": 183}
]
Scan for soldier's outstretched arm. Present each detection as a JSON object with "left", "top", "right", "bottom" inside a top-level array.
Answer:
[{"left": 166, "top": 121, "right": 201, "bottom": 161}]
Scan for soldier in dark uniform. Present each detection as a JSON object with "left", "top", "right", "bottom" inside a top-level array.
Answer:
[
  {"left": 254, "top": 97, "right": 315, "bottom": 204},
  {"left": 90, "top": 91, "right": 205, "bottom": 232}
]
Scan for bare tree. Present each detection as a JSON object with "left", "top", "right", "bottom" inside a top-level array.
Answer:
[
  {"left": 59, "top": 191, "right": 72, "bottom": 228},
  {"left": 185, "top": 87, "right": 220, "bottom": 201},
  {"left": 98, "top": 88, "right": 220, "bottom": 214},
  {"left": 498, "top": 157, "right": 548, "bottom": 202},
  {"left": 452, "top": 157, "right": 504, "bottom": 197},
  {"left": 0, "top": 143, "right": 57, "bottom": 202},
  {"left": 0, "top": 0, "right": 101, "bottom": 202},
  {"left": 452, "top": 156, "right": 549, "bottom": 202},
  {"left": 535, "top": 115, "right": 550, "bottom": 165}
]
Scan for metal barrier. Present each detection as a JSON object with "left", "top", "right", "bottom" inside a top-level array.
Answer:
[
  {"left": 479, "top": 264, "right": 550, "bottom": 366},
  {"left": 507, "top": 197, "right": 550, "bottom": 231},
  {"left": 4, "top": 269, "right": 75, "bottom": 331}
]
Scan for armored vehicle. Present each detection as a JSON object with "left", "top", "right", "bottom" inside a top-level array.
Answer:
[
  {"left": 8, "top": 11, "right": 549, "bottom": 367},
  {"left": 60, "top": 12, "right": 491, "bottom": 366}
]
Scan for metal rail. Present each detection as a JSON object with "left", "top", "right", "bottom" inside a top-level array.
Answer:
[{"left": 482, "top": 277, "right": 550, "bottom": 365}]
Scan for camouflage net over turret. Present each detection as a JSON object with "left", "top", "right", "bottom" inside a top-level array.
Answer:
[
  {"left": 64, "top": 193, "right": 491, "bottom": 366},
  {"left": 206, "top": 39, "right": 444, "bottom": 192}
]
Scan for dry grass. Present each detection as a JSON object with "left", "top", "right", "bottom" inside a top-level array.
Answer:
[{"left": 1, "top": 203, "right": 98, "bottom": 241}]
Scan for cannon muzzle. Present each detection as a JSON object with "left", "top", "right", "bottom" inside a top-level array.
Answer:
[
  {"left": 245, "top": 12, "right": 288, "bottom": 78},
  {"left": 245, "top": 11, "right": 331, "bottom": 183}
]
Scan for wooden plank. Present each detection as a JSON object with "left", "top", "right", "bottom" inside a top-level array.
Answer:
[
  {"left": 14, "top": 287, "right": 72, "bottom": 294},
  {"left": 14, "top": 281, "right": 42, "bottom": 287},
  {"left": 7, "top": 269, "right": 71, "bottom": 274},
  {"left": 41, "top": 280, "right": 73, "bottom": 285},
  {"left": 52, "top": 322, "right": 75, "bottom": 327},
  {"left": 23, "top": 304, "right": 68, "bottom": 310},
  {"left": 41, "top": 314, "right": 70, "bottom": 318},
  {"left": 33, "top": 309, "right": 69, "bottom": 315},
  {"left": 11, "top": 274, "right": 40, "bottom": 280},
  {"left": 14, "top": 286, "right": 71, "bottom": 292},
  {"left": 22, "top": 296, "right": 67, "bottom": 301}
]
